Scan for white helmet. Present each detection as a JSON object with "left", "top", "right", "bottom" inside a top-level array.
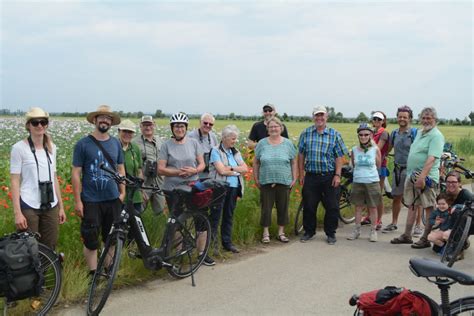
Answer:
[{"left": 170, "top": 112, "right": 189, "bottom": 126}]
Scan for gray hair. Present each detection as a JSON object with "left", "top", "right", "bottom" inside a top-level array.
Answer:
[
  {"left": 200, "top": 112, "right": 215, "bottom": 123},
  {"left": 419, "top": 107, "right": 438, "bottom": 120},
  {"left": 221, "top": 124, "right": 239, "bottom": 139}
]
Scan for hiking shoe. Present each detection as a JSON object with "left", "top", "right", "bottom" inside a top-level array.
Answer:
[
  {"left": 327, "top": 236, "right": 337, "bottom": 245},
  {"left": 201, "top": 255, "right": 216, "bottom": 266},
  {"left": 375, "top": 220, "right": 383, "bottom": 231},
  {"left": 361, "top": 216, "right": 371, "bottom": 226},
  {"left": 463, "top": 239, "right": 470, "bottom": 250},
  {"left": 411, "top": 238, "right": 431, "bottom": 249},
  {"left": 347, "top": 227, "right": 361, "bottom": 240},
  {"left": 300, "top": 234, "right": 315, "bottom": 243},
  {"left": 413, "top": 225, "right": 424, "bottom": 237},
  {"left": 382, "top": 223, "right": 398, "bottom": 233},
  {"left": 390, "top": 234, "right": 413, "bottom": 244},
  {"left": 369, "top": 229, "right": 378, "bottom": 242}
]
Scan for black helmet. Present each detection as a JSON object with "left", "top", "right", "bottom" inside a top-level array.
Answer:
[{"left": 357, "top": 123, "right": 373, "bottom": 134}]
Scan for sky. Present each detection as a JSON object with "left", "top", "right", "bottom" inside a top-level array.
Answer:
[{"left": 1, "top": 0, "right": 472, "bottom": 119}]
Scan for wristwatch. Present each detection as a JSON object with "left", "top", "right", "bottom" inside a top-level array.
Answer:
[{"left": 231, "top": 167, "right": 234, "bottom": 171}]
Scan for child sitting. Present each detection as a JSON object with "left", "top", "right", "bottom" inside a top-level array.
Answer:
[{"left": 427, "top": 193, "right": 451, "bottom": 254}]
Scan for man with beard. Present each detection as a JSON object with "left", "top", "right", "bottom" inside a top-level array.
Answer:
[
  {"left": 72, "top": 105, "right": 125, "bottom": 275},
  {"left": 391, "top": 107, "right": 444, "bottom": 249},
  {"left": 248, "top": 103, "right": 289, "bottom": 150}
]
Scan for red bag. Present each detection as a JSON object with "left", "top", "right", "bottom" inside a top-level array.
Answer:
[
  {"left": 191, "top": 189, "right": 213, "bottom": 209},
  {"left": 356, "top": 286, "right": 433, "bottom": 316}
]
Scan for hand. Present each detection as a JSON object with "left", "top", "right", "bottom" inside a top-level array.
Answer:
[
  {"left": 75, "top": 200, "right": 84, "bottom": 218},
  {"left": 332, "top": 175, "right": 341, "bottom": 188},
  {"left": 58, "top": 208, "right": 66, "bottom": 224},
  {"left": 179, "top": 167, "right": 196, "bottom": 178},
  {"left": 415, "top": 177, "right": 425, "bottom": 190},
  {"left": 290, "top": 179, "right": 297, "bottom": 190},
  {"left": 15, "top": 212, "right": 28, "bottom": 231},
  {"left": 142, "top": 191, "right": 149, "bottom": 203},
  {"left": 299, "top": 176, "right": 304, "bottom": 186}
]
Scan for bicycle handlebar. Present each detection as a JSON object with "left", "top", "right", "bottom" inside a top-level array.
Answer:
[{"left": 99, "top": 163, "right": 163, "bottom": 194}]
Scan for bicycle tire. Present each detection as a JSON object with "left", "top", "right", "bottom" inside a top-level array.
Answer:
[
  {"left": 87, "top": 233, "right": 123, "bottom": 316},
  {"left": 448, "top": 296, "right": 474, "bottom": 315},
  {"left": 165, "top": 211, "right": 210, "bottom": 278},
  {"left": 441, "top": 213, "right": 471, "bottom": 267},
  {"left": 339, "top": 183, "right": 355, "bottom": 224},
  {"left": 294, "top": 200, "right": 304, "bottom": 235}
]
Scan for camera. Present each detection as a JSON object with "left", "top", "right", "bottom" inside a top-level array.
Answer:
[
  {"left": 144, "top": 160, "right": 157, "bottom": 178},
  {"left": 38, "top": 181, "right": 54, "bottom": 210}
]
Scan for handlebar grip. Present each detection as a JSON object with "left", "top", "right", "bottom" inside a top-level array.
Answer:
[{"left": 349, "top": 295, "right": 359, "bottom": 306}]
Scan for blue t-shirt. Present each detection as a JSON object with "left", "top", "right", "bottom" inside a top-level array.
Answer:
[
  {"left": 209, "top": 148, "right": 239, "bottom": 188},
  {"left": 73, "top": 136, "right": 124, "bottom": 202}
]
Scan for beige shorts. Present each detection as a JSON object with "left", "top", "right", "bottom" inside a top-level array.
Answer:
[
  {"left": 403, "top": 177, "right": 438, "bottom": 209},
  {"left": 350, "top": 182, "right": 382, "bottom": 208}
]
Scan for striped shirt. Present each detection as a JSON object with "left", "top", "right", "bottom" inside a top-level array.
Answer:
[{"left": 298, "top": 125, "right": 348, "bottom": 173}]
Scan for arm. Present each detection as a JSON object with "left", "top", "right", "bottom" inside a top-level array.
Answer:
[
  {"left": 71, "top": 166, "right": 84, "bottom": 218},
  {"left": 253, "top": 157, "right": 261, "bottom": 188},
  {"left": 179, "top": 155, "right": 205, "bottom": 177},
  {"left": 290, "top": 158, "right": 298, "bottom": 188},
  {"left": 117, "top": 164, "right": 126, "bottom": 202},
  {"left": 158, "top": 160, "right": 181, "bottom": 177},
  {"left": 375, "top": 147, "right": 382, "bottom": 169},
  {"left": 234, "top": 157, "right": 248, "bottom": 174},
  {"left": 332, "top": 156, "right": 343, "bottom": 187},
  {"left": 298, "top": 153, "right": 305, "bottom": 186},
  {"left": 247, "top": 140, "right": 257, "bottom": 150},
  {"left": 11, "top": 174, "right": 27, "bottom": 230},
  {"left": 53, "top": 173, "right": 66, "bottom": 224},
  {"left": 415, "top": 156, "right": 436, "bottom": 189}
]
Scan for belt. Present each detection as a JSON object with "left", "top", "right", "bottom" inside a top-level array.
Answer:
[{"left": 306, "top": 172, "right": 333, "bottom": 176}]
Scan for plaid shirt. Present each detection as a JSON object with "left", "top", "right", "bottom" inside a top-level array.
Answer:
[{"left": 298, "top": 125, "right": 348, "bottom": 174}]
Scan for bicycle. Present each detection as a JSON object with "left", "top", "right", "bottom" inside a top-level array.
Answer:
[
  {"left": 1, "top": 232, "right": 63, "bottom": 316},
  {"left": 349, "top": 256, "right": 474, "bottom": 315},
  {"left": 87, "top": 164, "right": 226, "bottom": 316}
]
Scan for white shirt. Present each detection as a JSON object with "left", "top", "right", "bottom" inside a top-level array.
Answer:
[{"left": 10, "top": 140, "right": 58, "bottom": 209}]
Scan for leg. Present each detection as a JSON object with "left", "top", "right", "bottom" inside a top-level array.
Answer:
[
  {"left": 221, "top": 188, "right": 238, "bottom": 248},
  {"left": 391, "top": 195, "right": 403, "bottom": 225},
  {"left": 260, "top": 185, "right": 275, "bottom": 229},
  {"left": 302, "top": 174, "right": 320, "bottom": 237},
  {"left": 21, "top": 208, "right": 40, "bottom": 234},
  {"left": 321, "top": 175, "right": 339, "bottom": 238},
  {"left": 275, "top": 184, "right": 290, "bottom": 227},
  {"left": 377, "top": 177, "right": 385, "bottom": 224},
  {"left": 38, "top": 205, "right": 59, "bottom": 250},
  {"left": 428, "top": 230, "right": 445, "bottom": 246}
]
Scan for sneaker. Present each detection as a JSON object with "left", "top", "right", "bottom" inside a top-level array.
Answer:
[
  {"left": 375, "top": 220, "right": 383, "bottom": 231},
  {"left": 327, "top": 236, "right": 337, "bottom": 245},
  {"left": 361, "top": 216, "right": 371, "bottom": 226},
  {"left": 201, "top": 255, "right": 216, "bottom": 266},
  {"left": 369, "top": 229, "right": 378, "bottom": 242},
  {"left": 347, "top": 227, "right": 361, "bottom": 240},
  {"left": 411, "top": 237, "right": 431, "bottom": 249},
  {"left": 413, "top": 225, "right": 424, "bottom": 237},
  {"left": 300, "top": 234, "right": 315, "bottom": 243},
  {"left": 382, "top": 223, "right": 398, "bottom": 233}
]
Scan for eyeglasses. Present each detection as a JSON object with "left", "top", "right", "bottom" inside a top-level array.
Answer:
[
  {"left": 173, "top": 124, "right": 186, "bottom": 129},
  {"left": 203, "top": 122, "right": 214, "bottom": 126},
  {"left": 263, "top": 109, "right": 273, "bottom": 113},
  {"left": 446, "top": 181, "right": 459, "bottom": 184},
  {"left": 358, "top": 133, "right": 371, "bottom": 137},
  {"left": 268, "top": 125, "right": 280, "bottom": 129},
  {"left": 30, "top": 119, "right": 49, "bottom": 127},
  {"left": 372, "top": 117, "right": 383, "bottom": 121},
  {"left": 97, "top": 115, "right": 113, "bottom": 121}
]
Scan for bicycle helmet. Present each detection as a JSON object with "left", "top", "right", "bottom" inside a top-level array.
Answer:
[
  {"left": 170, "top": 112, "right": 189, "bottom": 126},
  {"left": 357, "top": 123, "right": 373, "bottom": 134}
]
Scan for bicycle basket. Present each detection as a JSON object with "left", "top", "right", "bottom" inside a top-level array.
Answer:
[{"left": 187, "top": 180, "right": 229, "bottom": 210}]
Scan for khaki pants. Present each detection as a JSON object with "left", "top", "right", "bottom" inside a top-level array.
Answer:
[{"left": 22, "top": 204, "right": 59, "bottom": 250}]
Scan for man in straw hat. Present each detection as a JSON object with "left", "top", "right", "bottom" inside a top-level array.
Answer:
[{"left": 72, "top": 104, "right": 125, "bottom": 275}]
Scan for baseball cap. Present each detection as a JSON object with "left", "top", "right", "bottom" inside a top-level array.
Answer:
[
  {"left": 372, "top": 112, "right": 385, "bottom": 120},
  {"left": 141, "top": 115, "right": 154, "bottom": 124},
  {"left": 262, "top": 103, "right": 275, "bottom": 111},
  {"left": 312, "top": 105, "right": 327, "bottom": 116}
]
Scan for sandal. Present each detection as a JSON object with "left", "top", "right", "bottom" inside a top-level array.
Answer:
[
  {"left": 390, "top": 234, "right": 413, "bottom": 244},
  {"left": 262, "top": 234, "right": 270, "bottom": 244},
  {"left": 276, "top": 234, "right": 289, "bottom": 243}
]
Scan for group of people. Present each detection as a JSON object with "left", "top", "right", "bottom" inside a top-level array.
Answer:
[{"left": 9, "top": 103, "right": 472, "bottom": 277}]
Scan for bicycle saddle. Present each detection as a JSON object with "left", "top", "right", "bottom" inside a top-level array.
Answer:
[{"left": 409, "top": 257, "right": 474, "bottom": 285}]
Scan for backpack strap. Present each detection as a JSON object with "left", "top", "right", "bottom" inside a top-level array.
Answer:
[{"left": 88, "top": 135, "right": 117, "bottom": 171}]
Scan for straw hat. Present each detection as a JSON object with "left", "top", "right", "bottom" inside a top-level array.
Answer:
[
  {"left": 25, "top": 107, "right": 49, "bottom": 122},
  {"left": 118, "top": 119, "right": 136, "bottom": 133},
  {"left": 86, "top": 105, "right": 121, "bottom": 125}
]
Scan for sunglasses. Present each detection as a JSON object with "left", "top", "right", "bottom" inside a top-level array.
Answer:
[
  {"left": 30, "top": 119, "right": 49, "bottom": 127},
  {"left": 203, "top": 122, "right": 214, "bottom": 126},
  {"left": 372, "top": 117, "right": 383, "bottom": 121},
  {"left": 358, "top": 133, "right": 371, "bottom": 137},
  {"left": 263, "top": 109, "right": 273, "bottom": 113}
]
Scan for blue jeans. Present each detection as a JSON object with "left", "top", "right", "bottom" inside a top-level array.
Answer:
[
  {"left": 209, "top": 187, "right": 239, "bottom": 247},
  {"left": 302, "top": 173, "right": 340, "bottom": 237}
]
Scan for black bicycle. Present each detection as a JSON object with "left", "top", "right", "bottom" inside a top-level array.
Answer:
[
  {"left": 87, "top": 164, "right": 226, "bottom": 316},
  {"left": 1, "top": 232, "right": 63, "bottom": 316},
  {"left": 350, "top": 257, "right": 474, "bottom": 315}
]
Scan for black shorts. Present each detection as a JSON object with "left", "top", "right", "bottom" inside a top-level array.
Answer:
[{"left": 80, "top": 198, "right": 122, "bottom": 250}]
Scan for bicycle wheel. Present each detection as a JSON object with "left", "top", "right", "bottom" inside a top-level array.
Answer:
[
  {"left": 449, "top": 296, "right": 474, "bottom": 315},
  {"left": 339, "top": 183, "right": 355, "bottom": 224},
  {"left": 165, "top": 211, "right": 210, "bottom": 278},
  {"left": 87, "top": 233, "right": 123, "bottom": 316},
  {"left": 441, "top": 212, "right": 471, "bottom": 267},
  {"left": 294, "top": 200, "right": 304, "bottom": 235}
]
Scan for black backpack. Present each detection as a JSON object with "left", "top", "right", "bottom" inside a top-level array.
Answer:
[{"left": 0, "top": 232, "right": 44, "bottom": 301}]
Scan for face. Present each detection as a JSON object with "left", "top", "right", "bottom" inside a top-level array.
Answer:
[
  {"left": 223, "top": 134, "right": 238, "bottom": 148},
  {"left": 140, "top": 122, "right": 155, "bottom": 137},
  {"left": 436, "top": 199, "right": 449, "bottom": 211},
  {"left": 95, "top": 115, "right": 112, "bottom": 133},
  {"left": 313, "top": 112, "right": 327, "bottom": 128},
  {"left": 263, "top": 107, "right": 274, "bottom": 120},
  {"left": 445, "top": 175, "right": 461, "bottom": 194},
  {"left": 421, "top": 113, "right": 436, "bottom": 132},
  {"left": 200, "top": 117, "right": 214, "bottom": 134},
  {"left": 27, "top": 118, "right": 49, "bottom": 135},
  {"left": 119, "top": 130, "right": 134, "bottom": 144},
  {"left": 268, "top": 122, "right": 282, "bottom": 136},
  {"left": 397, "top": 111, "right": 411, "bottom": 128},
  {"left": 372, "top": 116, "right": 383, "bottom": 128},
  {"left": 358, "top": 130, "right": 372, "bottom": 143},
  {"left": 172, "top": 123, "right": 187, "bottom": 139}
]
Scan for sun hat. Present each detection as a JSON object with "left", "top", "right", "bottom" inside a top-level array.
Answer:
[
  {"left": 118, "top": 119, "right": 136, "bottom": 133},
  {"left": 140, "top": 115, "right": 154, "bottom": 124},
  {"left": 262, "top": 103, "right": 275, "bottom": 111},
  {"left": 372, "top": 111, "right": 385, "bottom": 120},
  {"left": 25, "top": 107, "right": 49, "bottom": 122},
  {"left": 86, "top": 104, "right": 121, "bottom": 125},
  {"left": 312, "top": 105, "right": 327, "bottom": 116}
]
